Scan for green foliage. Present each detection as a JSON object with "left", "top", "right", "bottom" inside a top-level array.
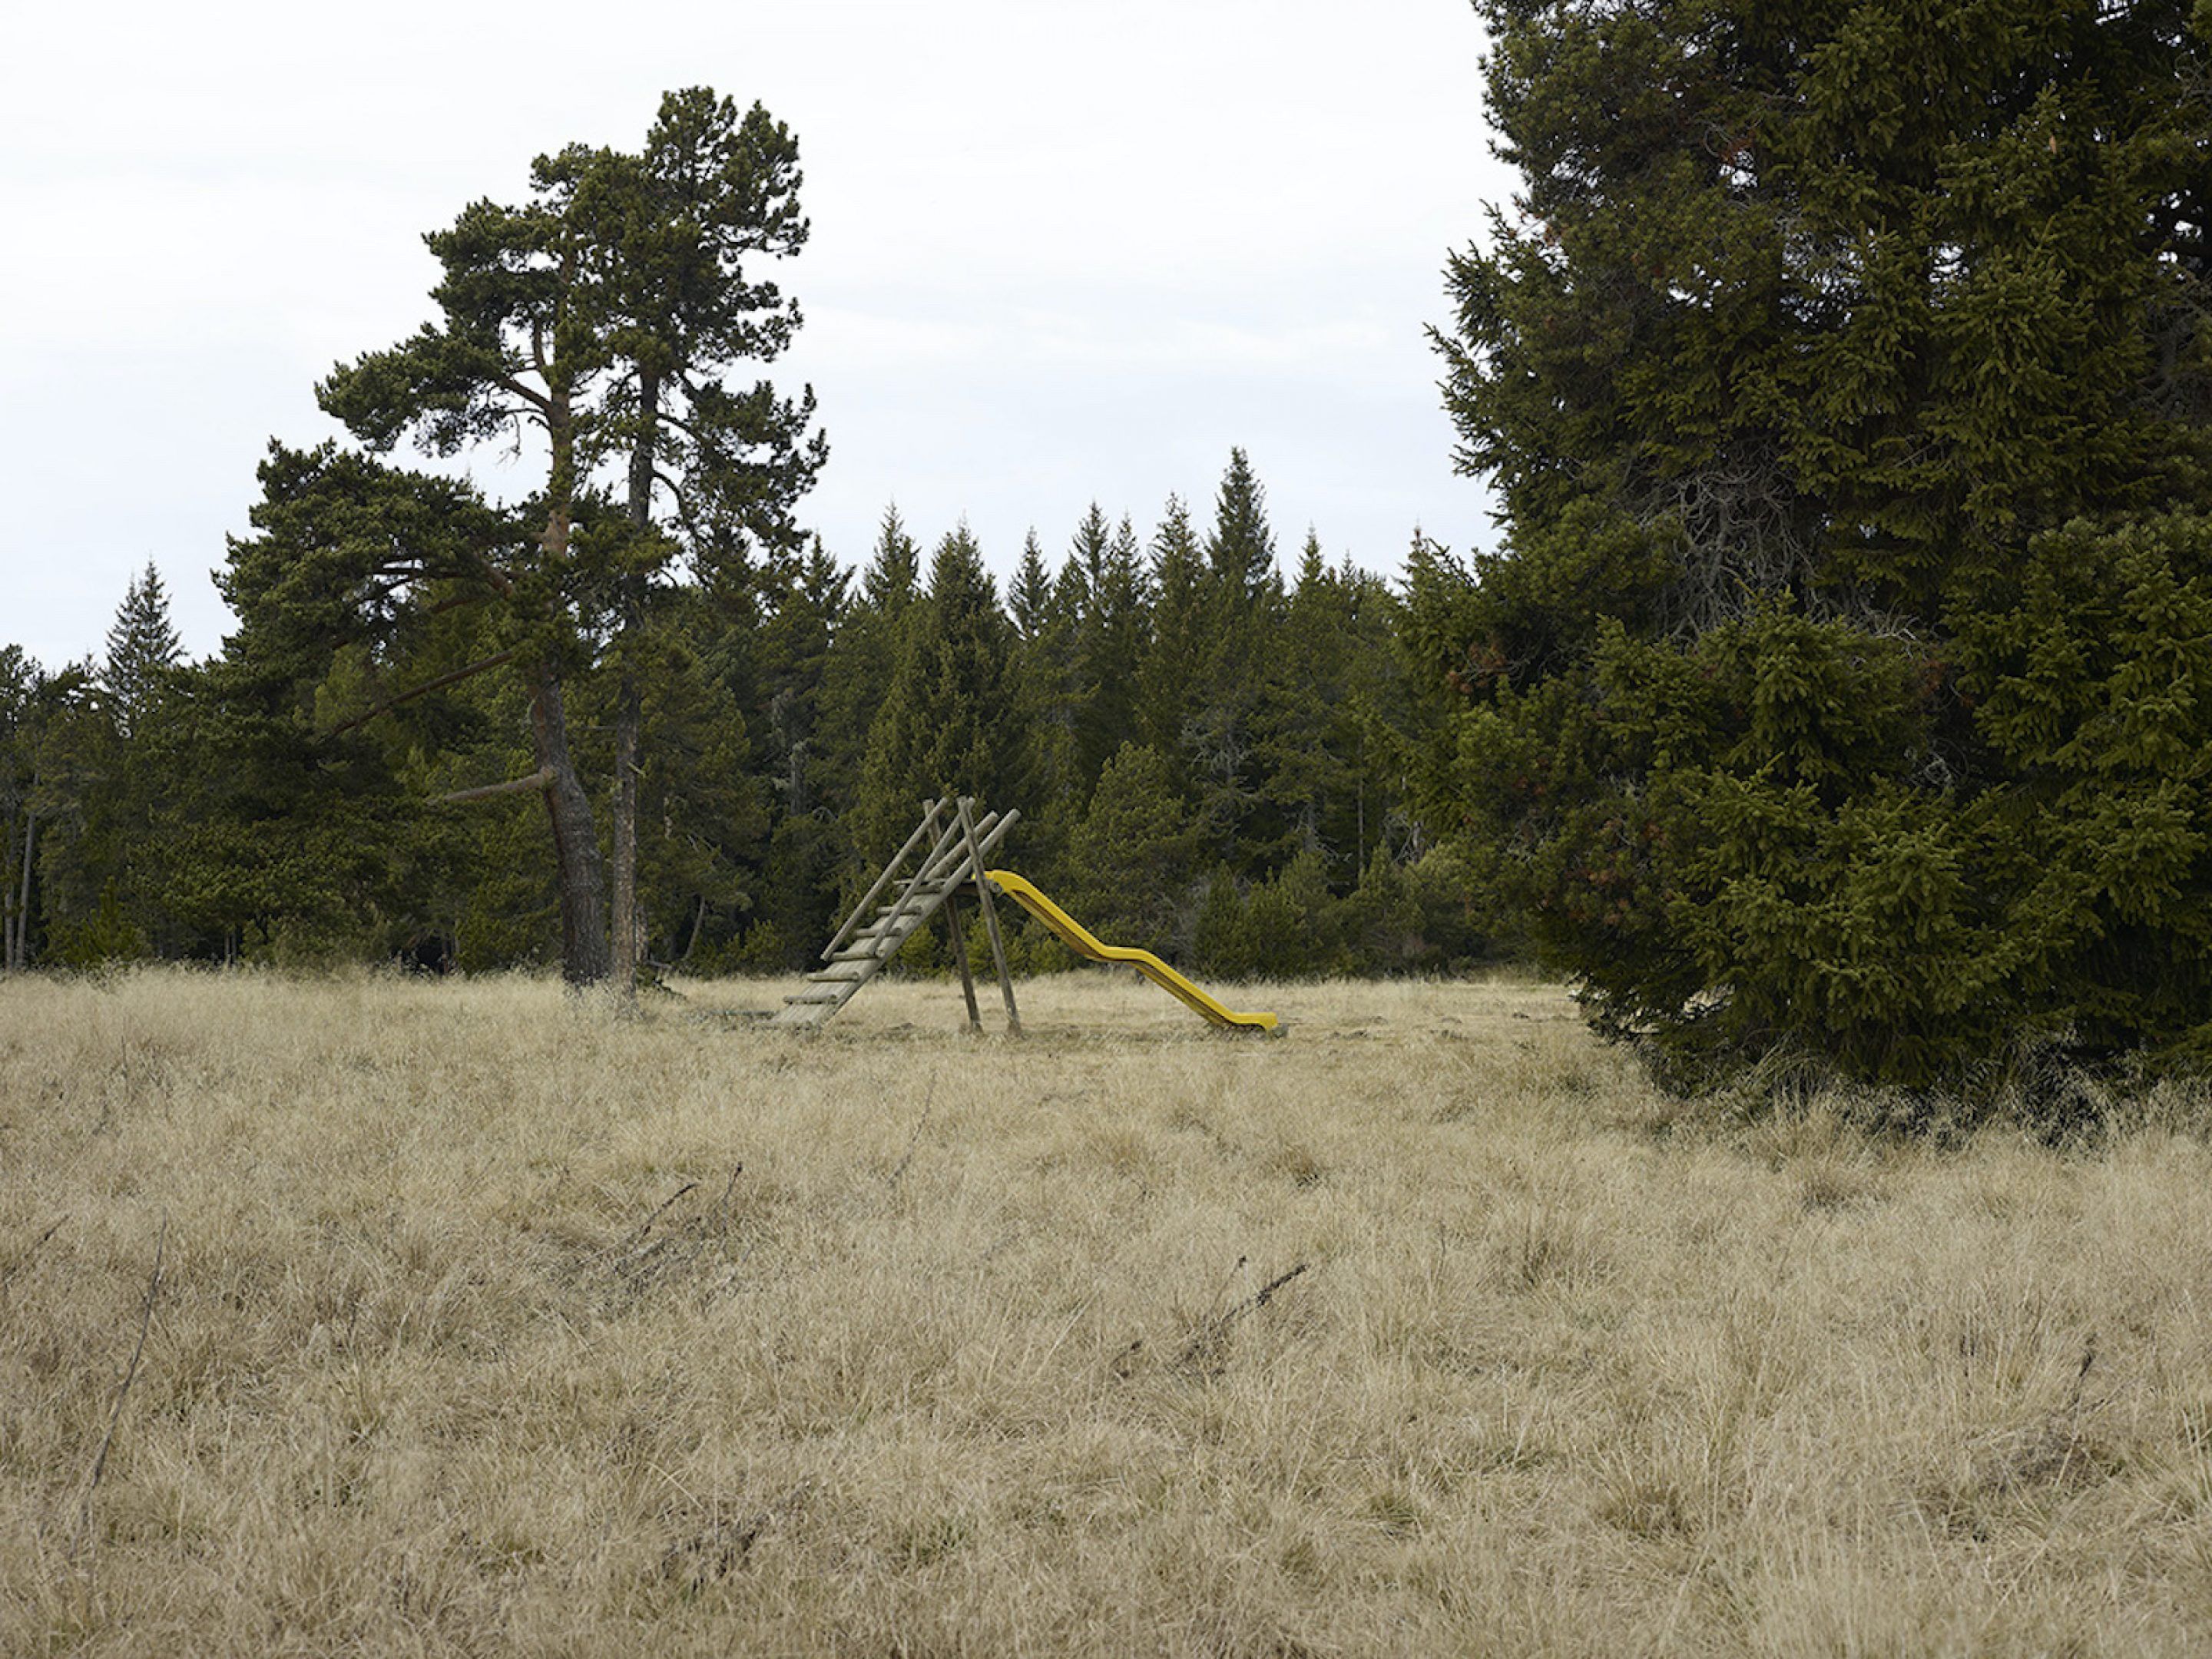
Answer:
[
  {"left": 18, "top": 447, "right": 1463, "bottom": 982},
  {"left": 45, "top": 882, "right": 147, "bottom": 968},
  {"left": 1062, "top": 742, "right": 1201, "bottom": 954},
  {"left": 1190, "top": 869, "right": 1251, "bottom": 980},
  {"left": 1136, "top": 496, "right": 1210, "bottom": 784},
  {"left": 101, "top": 562, "right": 180, "bottom": 740},
  {"left": 1426, "top": 0, "right": 2210, "bottom": 1096},
  {"left": 855, "top": 527, "right": 1032, "bottom": 859}
]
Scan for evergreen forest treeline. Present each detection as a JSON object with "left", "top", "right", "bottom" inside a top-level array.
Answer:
[
  {"left": 0, "top": 86, "right": 1486, "bottom": 988},
  {"left": 0, "top": 465, "right": 1492, "bottom": 983}
]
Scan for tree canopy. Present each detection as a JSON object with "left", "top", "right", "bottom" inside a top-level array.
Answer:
[{"left": 1417, "top": 0, "right": 2212, "bottom": 1101}]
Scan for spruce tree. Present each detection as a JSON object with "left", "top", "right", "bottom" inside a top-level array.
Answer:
[
  {"left": 1074, "top": 513, "right": 1151, "bottom": 786},
  {"left": 1256, "top": 532, "right": 1360, "bottom": 868},
  {"left": 1064, "top": 741, "right": 1200, "bottom": 953},
  {"left": 1057, "top": 505, "right": 1118, "bottom": 786},
  {"left": 1136, "top": 495, "right": 1209, "bottom": 790},
  {"left": 101, "top": 562, "right": 181, "bottom": 740},
  {"left": 856, "top": 527, "right": 1031, "bottom": 856},
  {"left": 1009, "top": 533, "right": 1083, "bottom": 839},
  {"left": 0, "top": 650, "right": 48, "bottom": 970},
  {"left": 1426, "top": 0, "right": 2212, "bottom": 1096},
  {"left": 1190, "top": 451, "right": 1286, "bottom": 869},
  {"left": 1009, "top": 529, "right": 1055, "bottom": 642},
  {"left": 817, "top": 506, "right": 922, "bottom": 833},
  {"left": 739, "top": 541, "right": 849, "bottom": 966},
  {"left": 859, "top": 505, "right": 922, "bottom": 613},
  {"left": 1204, "top": 448, "right": 1278, "bottom": 602}
]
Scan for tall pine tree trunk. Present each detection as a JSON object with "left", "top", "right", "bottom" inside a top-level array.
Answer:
[
  {"left": 611, "top": 673, "right": 641, "bottom": 990},
  {"left": 12, "top": 812, "right": 36, "bottom": 971},
  {"left": 529, "top": 661, "right": 610, "bottom": 987},
  {"left": 610, "top": 364, "right": 661, "bottom": 996},
  {"left": 535, "top": 332, "right": 610, "bottom": 987},
  {"left": 2, "top": 810, "right": 15, "bottom": 971}
]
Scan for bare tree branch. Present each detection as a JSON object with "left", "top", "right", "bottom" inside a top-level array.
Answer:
[
  {"left": 69, "top": 1217, "right": 167, "bottom": 1564},
  {"left": 326, "top": 647, "right": 522, "bottom": 737},
  {"left": 432, "top": 765, "right": 554, "bottom": 806}
]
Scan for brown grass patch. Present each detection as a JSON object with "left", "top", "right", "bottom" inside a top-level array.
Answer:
[{"left": 3, "top": 967, "right": 2212, "bottom": 1654}]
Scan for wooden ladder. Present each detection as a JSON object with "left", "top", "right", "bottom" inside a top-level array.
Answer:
[{"left": 768, "top": 799, "right": 1020, "bottom": 1030}]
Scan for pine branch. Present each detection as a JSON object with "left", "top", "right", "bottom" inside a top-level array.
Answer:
[{"left": 326, "top": 648, "right": 522, "bottom": 737}]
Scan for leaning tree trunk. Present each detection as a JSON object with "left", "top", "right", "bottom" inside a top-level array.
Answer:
[{"left": 528, "top": 661, "right": 610, "bottom": 988}]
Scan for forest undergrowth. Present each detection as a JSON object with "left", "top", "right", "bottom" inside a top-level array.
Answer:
[{"left": 6, "top": 968, "right": 2212, "bottom": 1656}]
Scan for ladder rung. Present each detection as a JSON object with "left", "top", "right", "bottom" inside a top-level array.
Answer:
[
  {"left": 783, "top": 986, "right": 849, "bottom": 1005},
  {"left": 807, "top": 965, "right": 872, "bottom": 982}
]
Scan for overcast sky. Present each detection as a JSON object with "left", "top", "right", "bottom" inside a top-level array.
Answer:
[{"left": 1, "top": 0, "right": 1512, "bottom": 667}]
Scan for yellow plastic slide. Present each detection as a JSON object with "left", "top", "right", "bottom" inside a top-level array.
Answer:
[{"left": 985, "top": 869, "right": 1278, "bottom": 1031}]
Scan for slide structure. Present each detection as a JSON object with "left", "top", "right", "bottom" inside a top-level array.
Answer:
[{"left": 985, "top": 869, "right": 1278, "bottom": 1032}]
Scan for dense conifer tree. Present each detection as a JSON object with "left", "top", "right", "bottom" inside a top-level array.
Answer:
[
  {"left": 856, "top": 527, "right": 1031, "bottom": 857},
  {"left": 1064, "top": 741, "right": 1200, "bottom": 952},
  {"left": 1190, "top": 452, "right": 1285, "bottom": 867},
  {"left": 12, "top": 456, "right": 1472, "bottom": 975},
  {"left": 817, "top": 508, "right": 922, "bottom": 830},
  {"left": 101, "top": 563, "right": 181, "bottom": 740},
  {"left": 1257, "top": 534, "right": 1367, "bottom": 871},
  {"left": 0, "top": 650, "right": 55, "bottom": 970},
  {"left": 1135, "top": 496, "right": 1209, "bottom": 791},
  {"left": 1073, "top": 513, "right": 1151, "bottom": 786},
  {"left": 1423, "top": 0, "right": 2212, "bottom": 1094},
  {"left": 1008, "top": 530, "right": 1055, "bottom": 643},
  {"left": 1010, "top": 530, "right": 1084, "bottom": 835}
]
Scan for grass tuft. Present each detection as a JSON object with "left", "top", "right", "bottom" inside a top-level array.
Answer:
[{"left": 5, "top": 966, "right": 2212, "bottom": 1653}]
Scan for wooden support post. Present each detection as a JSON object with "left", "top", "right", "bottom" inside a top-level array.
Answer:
[
  {"left": 956, "top": 796, "right": 1021, "bottom": 1036},
  {"left": 823, "top": 798, "right": 945, "bottom": 961},
  {"left": 944, "top": 889, "right": 982, "bottom": 1031}
]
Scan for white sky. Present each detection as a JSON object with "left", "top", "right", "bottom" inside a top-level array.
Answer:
[{"left": 0, "top": 0, "right": 1510, "bottom": 667}]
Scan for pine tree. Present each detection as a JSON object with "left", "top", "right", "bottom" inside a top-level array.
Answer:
[
  {"left": 581, "top": 91, "right": 825, "bottom": 992},
  {"left": 1135, "top": 495, "right": 1208, "bottom": 790},
  {"left": 1426, "top": 0, "right": 2212, "bottom": 1096},
  {"left": 306, "top": 88, "right": 823, "bottom": 985},
  {"left": 1204, "top": 447, "right": 1277, "bottom": 602},
  {"left": 1190, "top": 452, "right": 1285, "bottom": 869},
  {"left": 1063, "top": 741, "right": 1200, "bottom": 954},
  {"left": 101, "top": 562, "right": 181, "bottom": 740},
  {"left": 1073, "top": 513, "right": 1150, "bottom": 786},
  {"left": 855, "top": 526, "right": 1031, "bottom": 858},
  {"left": 1009, "top": 529, "right": 1054, "bottom": 642}
]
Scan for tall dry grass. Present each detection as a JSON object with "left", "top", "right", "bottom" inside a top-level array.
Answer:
[{"left": 5, "top": 966, "right": 2212, "bottom": 1655}]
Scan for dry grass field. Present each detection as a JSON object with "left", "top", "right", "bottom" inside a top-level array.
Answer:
[{"left": 6, "top": 967, "right": 2212, "bottom": 1656}]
